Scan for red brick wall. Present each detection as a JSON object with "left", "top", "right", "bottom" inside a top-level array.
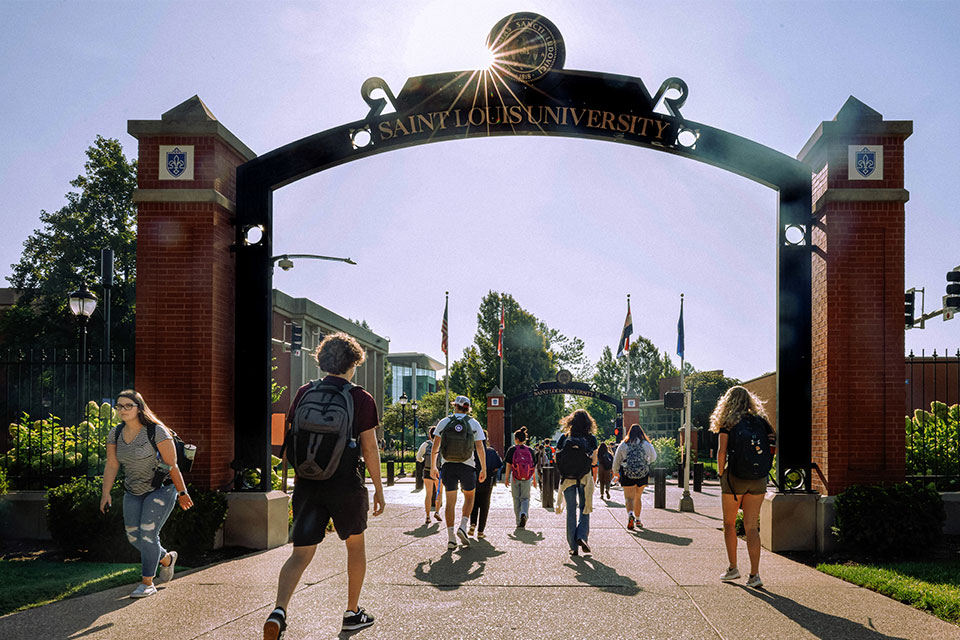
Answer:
[{"left": 808, "top": 130, "right": 907, "bottom": 495}]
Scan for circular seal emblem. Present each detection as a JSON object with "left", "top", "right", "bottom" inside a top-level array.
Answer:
[
  {"left": 486, "top": 13, "right": 565, "bottom": 83},
  {"left": 557, "top": 369, "right": 573, "bottom": 385},
  {"left": 454, "top": 423, "right": 464, "bottom": 433}
]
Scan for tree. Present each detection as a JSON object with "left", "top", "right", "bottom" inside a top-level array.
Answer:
[
  {"left": 379, "top": 389, "right": 449, "bottom": 451},
  {"left": 1, "top": 136, "right": 137, "bottom": 352},
  {"left": 448, "top": 292, "right": 564, "bottom": 440},
  {"left": 684, "top": 370, "right": 741, "bottom": 430}
]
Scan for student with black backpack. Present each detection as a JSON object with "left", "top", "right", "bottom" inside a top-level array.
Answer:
[
  {"left": 430, "top": 395, "right": 487, "bottom": 550},
  {"left": 554, "top": 409, "right": 599, "bottom": 556},
  {"left": 709, "top": 385, "right": 776, "bottom": 590},
  {"left": 263, "top": 333, "right": 385, "bottom": 639},
  {"left": 416, "top": 426, "right": 443, "bottom": 525}
]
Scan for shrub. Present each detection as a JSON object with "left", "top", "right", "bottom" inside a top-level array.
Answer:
[
  {"left": 47, "top": 477, "right": 229, "bottom": 564},
  {"left": 832, "top": 482, "right": 946, "bottom": 558},
  {"left": 0, "top": 466, "right": 8, "bottom": 495},
  {"left": 906, "top": 402, "right": 960, "bottom": 484},
  {"left": 651, "top": 437, "right": 681, "bottom": 469}
]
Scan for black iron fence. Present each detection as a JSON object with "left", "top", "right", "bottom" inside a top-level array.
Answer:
[
  {"left": 905, "top": 349, "right": 960, "bottom": 489},
  {"left": 1, "top": 348, "right": 133, "bottom": 489}
]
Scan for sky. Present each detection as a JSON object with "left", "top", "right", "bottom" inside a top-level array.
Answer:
[{"left": 1, "top": 0, "right": 958, "bottom": 383}]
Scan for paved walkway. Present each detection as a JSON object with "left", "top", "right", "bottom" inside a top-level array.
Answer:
[{"left": 2, "top": 478, "right": 958, "bottom": 639}]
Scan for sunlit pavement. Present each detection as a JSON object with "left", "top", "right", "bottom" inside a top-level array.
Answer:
[{"left": 2, "top": 477, "right": 958, "bottom": 639}]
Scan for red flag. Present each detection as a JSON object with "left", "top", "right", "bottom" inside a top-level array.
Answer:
[
  {"left": 497, "top": 302, "right": 505, "bottom": 358},
  {"left": 441, "top": 298, "right": 449, "bottom": 355}
]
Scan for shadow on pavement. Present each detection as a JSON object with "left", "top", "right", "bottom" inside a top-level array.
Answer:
[
  {"left": 0, "top": 592, "right": 135, "bottom": 640},
  {"left": 633, "top": 528, "right": 693, "bottom": 547},
  {"left": 602, "top": 499, "right": 625, "bottom": 508},
  {"left": 742, "top": 585, "right": 911, "bottom": 640},
  {"left": 507, "top": 529, "right": 545, "bottom": 545},
  {"left": 403, "top": 522, "right": 440, "bottom": 538},
  {"left": 413, "top": 541, "right": 505, "bottom": 591},
  {"left": 564, "top": 555, "right": 641, "bottom": 596}
]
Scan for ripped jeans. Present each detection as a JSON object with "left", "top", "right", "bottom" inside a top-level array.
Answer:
[{"left": 123, "top": 483, "right": 177, "bottom": 578}]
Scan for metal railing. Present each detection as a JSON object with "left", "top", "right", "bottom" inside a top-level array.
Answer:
[
  {"left": 905, "top": 349, "right": 960, "bottom": 488},
  {"left": 1, "top": 348, "right": 133, "bottom": 489}
]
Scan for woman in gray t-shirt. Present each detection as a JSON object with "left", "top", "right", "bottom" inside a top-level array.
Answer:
[{"left": 100, "top": 389, "right": 194, "bottom": 598}]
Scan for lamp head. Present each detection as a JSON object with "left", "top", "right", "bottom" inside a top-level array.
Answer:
[{"left": 278, "top": 257, "right": 294, "bottom": 271}]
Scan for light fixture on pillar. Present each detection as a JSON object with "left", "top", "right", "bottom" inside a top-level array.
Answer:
[
  {"left": 271, "top": 253, "right": 357, "bottom": 271},
  {"left": 398, "top": 392, "right": 408, "bottom": 477},
  {"left": 68, "top": 282, "right": 98, "bottom": 403}
]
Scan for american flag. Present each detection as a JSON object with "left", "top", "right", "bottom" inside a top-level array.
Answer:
[
  {"left": 441, "top": 298, "right": 449, "bottom": 356},
  {"left": 497, "top": 302, "right": 505, "bottom": 358}
]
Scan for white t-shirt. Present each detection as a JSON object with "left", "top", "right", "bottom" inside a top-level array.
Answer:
[{"left": 434, "top": 413, "right": 485, "bottom": 468}]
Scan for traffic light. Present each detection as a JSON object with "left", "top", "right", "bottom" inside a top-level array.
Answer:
[
  {"left": 946, "top": 267, "right": 960, "bottom": 313},
  {"left": 905, "top": 290, "right": 916, "bottom": 329},
  {"left": 290, "top": 324, "right": 303, "bottom": 354},
  {"left": 664, "top": 391, "right": 685, "bottom": 410},
  {"left": 614, "top": 426, "right": 622, "bottom": 443}
]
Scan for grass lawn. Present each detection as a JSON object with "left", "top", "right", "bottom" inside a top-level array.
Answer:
[
  {"left": 0, "top": 558, "right": 143, "bottom": 616},
  {"left": 817, "top": 559, "right": 960, "bottom": 625}
]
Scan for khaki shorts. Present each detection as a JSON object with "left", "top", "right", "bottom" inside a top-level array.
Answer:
[{"left": 720, "top": 471, "right": 767, "bottom": 496}]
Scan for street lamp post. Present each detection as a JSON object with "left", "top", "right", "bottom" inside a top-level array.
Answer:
[
  {"left": 68, "top": 283, "right": 98, "bottom": 405},
  {"left": 411, "top": 399, "right": 419, "bottom": 451},
  {"left": 399, "top": 392, "right": 408, "bottom": 477}
]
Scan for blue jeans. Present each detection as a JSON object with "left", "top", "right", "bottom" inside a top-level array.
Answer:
[
  {"left": 563, "top": 483, "right": 590, "bottom": 551},
  {"left": 511, "top": 478, "right": 532, "bottom": 525},
  {"left": 123, "top": 484, "right": 177, "bottom": 578}
]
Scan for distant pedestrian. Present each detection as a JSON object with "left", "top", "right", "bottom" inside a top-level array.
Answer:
[
  {"left": 504, "top": 426, "right": 538, "bottom": 528},
  {"left": 470, "top": 437, "right": 503, "bottom": 538},
  {"left": 612, "top": 424, "right": 657, "bottom": 529},
  {"left": 101, "top": 390, "right": 194, "bottom": 598},
  {"left": 597, "top": 442, "right": 614, "bottom": 499},
  {"left": 263, "top": 333, "right": 385, "bottom": 639},
  {"left": 555, "top": 409, "right": 598, "bottom": 556},
  {"left": 710, "top": 385, "right": 776, "bottom": 589},
  {"left": 431, "top": 395, "right": 487, "bottom": 549},
  {"left": 416, "top": 427, "right": 443, "bottom": 525}
]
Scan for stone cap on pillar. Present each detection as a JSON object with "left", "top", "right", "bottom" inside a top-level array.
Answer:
[
  {"left": 128, "top": 95, "right": 256, "bottom": 161},
  {"left": 487, "top": 386, "right": 504, "bottom": 410},
  {"left": 798, "top": 96, "right": 912, "bottom": 164}
]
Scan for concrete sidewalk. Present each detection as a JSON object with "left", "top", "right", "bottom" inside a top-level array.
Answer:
[{"left": 2, "top": 478, "right": 957, "bottom": 639}]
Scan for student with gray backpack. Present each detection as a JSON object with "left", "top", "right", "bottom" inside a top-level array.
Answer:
[
  {"left": 430, "top": 395, "right": 487, "bottom": 550},
  {"left": 612, "top": 424, "right": 657, "bottom": 530},
  {"left": 416, "top": 426, "right": 443, "bottom": 525},
  {"left": 263, "top": 333, "right": 385, "bottom": 639},
  {"left": 709, "top": 385, "right": 775, "bottom": 590}
]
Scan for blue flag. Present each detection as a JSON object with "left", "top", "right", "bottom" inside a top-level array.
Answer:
[{"left": 676, "top": 298, "right": 685, "bottom": 359}]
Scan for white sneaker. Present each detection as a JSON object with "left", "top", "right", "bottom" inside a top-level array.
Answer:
[
  {"left": 129, "top": 583, "right": 157, "bottom": 598},
  {"left": 157, "top": 550, "right": 177, "bottom": 584},
  {"left": 457, "top": 526, "right": 470, "bottom": 546},
  {"left": 746, "top": 574, "right": 763, "bottom": 588},
  {"left": 720, "top": 567, "right": 740, "bottom": 582}
]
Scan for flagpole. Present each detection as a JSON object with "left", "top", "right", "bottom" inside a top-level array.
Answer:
[
  {"left": 444, "top": 291, "right": 449, "bottom": 411},
  {"left": 678, "top": 293, "right": 694, "bottom": 512},
  {"left": 626, "top": 294, "right": 631, "bottom": 394},
  {"left": 499, "top": 302, "right": 504, "bottom": 392}
]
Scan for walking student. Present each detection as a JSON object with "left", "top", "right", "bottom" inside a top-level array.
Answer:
[
  {"left": 263, "top": 333, "right": 385, "bottom": 639},
  {"left": 597, "top": 442, "right": 614, "bottom": 500},
  {"left": 100, "top": 390, "right": 194, "bottom": 598},
  {"left": 710, "top": 385, "right": 776, "bottom": 589},
  {"left": 470, "top": 437, "right": 503, "bottom": 538},
  {"left": 504, "top": 426, "right": 537, "bottom": 528},
  {"left": 555, "top": 409, "right": 599, "bottom": 556},
  {"left": 430, "top": 395, "right": 487, "bottom": 549},
  {"left": 416, "top": 426, "right": 443, "bottom": 525},
  {"left": 612, "top": 424, "right": 657, "bottom": 529}
]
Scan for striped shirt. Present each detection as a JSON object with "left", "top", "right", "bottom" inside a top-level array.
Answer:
[{"left": 108, "top": 423, "right": 172, "bottom": 495}]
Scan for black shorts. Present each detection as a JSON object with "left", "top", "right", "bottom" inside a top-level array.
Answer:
[
  {"left": 620, "top": 474, "right": 649, "bottom": 487},
  {"left": 441, "top": 462, "right": 477, "bottom": 492},
  {"left": 290, "top": 479, "right": 368, "bottom": 546}
]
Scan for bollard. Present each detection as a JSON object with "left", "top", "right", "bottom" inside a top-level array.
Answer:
[
  {"left": 541, "top": 466, "right": 555, "bottom": 509},
  {"left": 693, "top": 462, "right": 703, "bottom": 492},
  {"left": 415, "top": 461, "right": 424, "bottom": 491},
  {"left": 677, "top": 462, "right": 685, "bottom": 487},
  {"left": 654, "top": 467, "right": 666, "bottom": 509},
  {"left": 386, "top": 460, "right": 395, "bottom": 486}
]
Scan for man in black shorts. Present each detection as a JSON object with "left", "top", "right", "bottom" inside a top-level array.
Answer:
[{"left": 263, "top": 333, "right": 385, "bottom": 639}]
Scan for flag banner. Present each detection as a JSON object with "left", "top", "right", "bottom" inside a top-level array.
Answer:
[
  {"left": 677, "top": 298, "right": 685, "bottom": 359},
  {"left": 498, "top": 302, "right": 505, "bottom": 358},
  {"left": 617, "top": 300, "right": 633, "bottom": 358},
  {"left": 441, "top": 299, "right": 449, "bottom": 355}
]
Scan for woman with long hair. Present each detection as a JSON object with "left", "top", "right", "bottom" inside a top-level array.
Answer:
[
  {"left": 100, "top": 390, "right": 194, "bottom": 598},
  {"left": 555, "top": 409, "right": 599, "bottom": 556},
  {"left": 612, "top": 424, "right": 657, "bottom": 529},
  {"left": 596, "top": 442, "right": 614, "bottom": 500},
  {"left": 710, "top": 385, "right": 775, "bottom": 589}
]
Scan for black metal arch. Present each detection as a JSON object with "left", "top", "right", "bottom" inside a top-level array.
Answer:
[
  {"left": 235, "top": 67, "right": 812, "bottom": 491},
  {"left": 503, "top": 381, "right": 624, "bottom": 441}
]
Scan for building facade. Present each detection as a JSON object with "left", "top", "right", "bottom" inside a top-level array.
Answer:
[{"left": 385, "top": 352, "right": 444, "bottom": 403}]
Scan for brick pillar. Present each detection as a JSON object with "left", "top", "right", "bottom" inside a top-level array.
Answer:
[
  {"left": 128, "top": 96, "right": 256, "bottom": 489},
  {"left": 798, "top": 97, "right": 911, "bottom": 495},
  {"left": 486, "top": 387, "right": 505, "bottom": 456},
  {"left": 622, "top": 394, "right": 641, "bottom": 438}
]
